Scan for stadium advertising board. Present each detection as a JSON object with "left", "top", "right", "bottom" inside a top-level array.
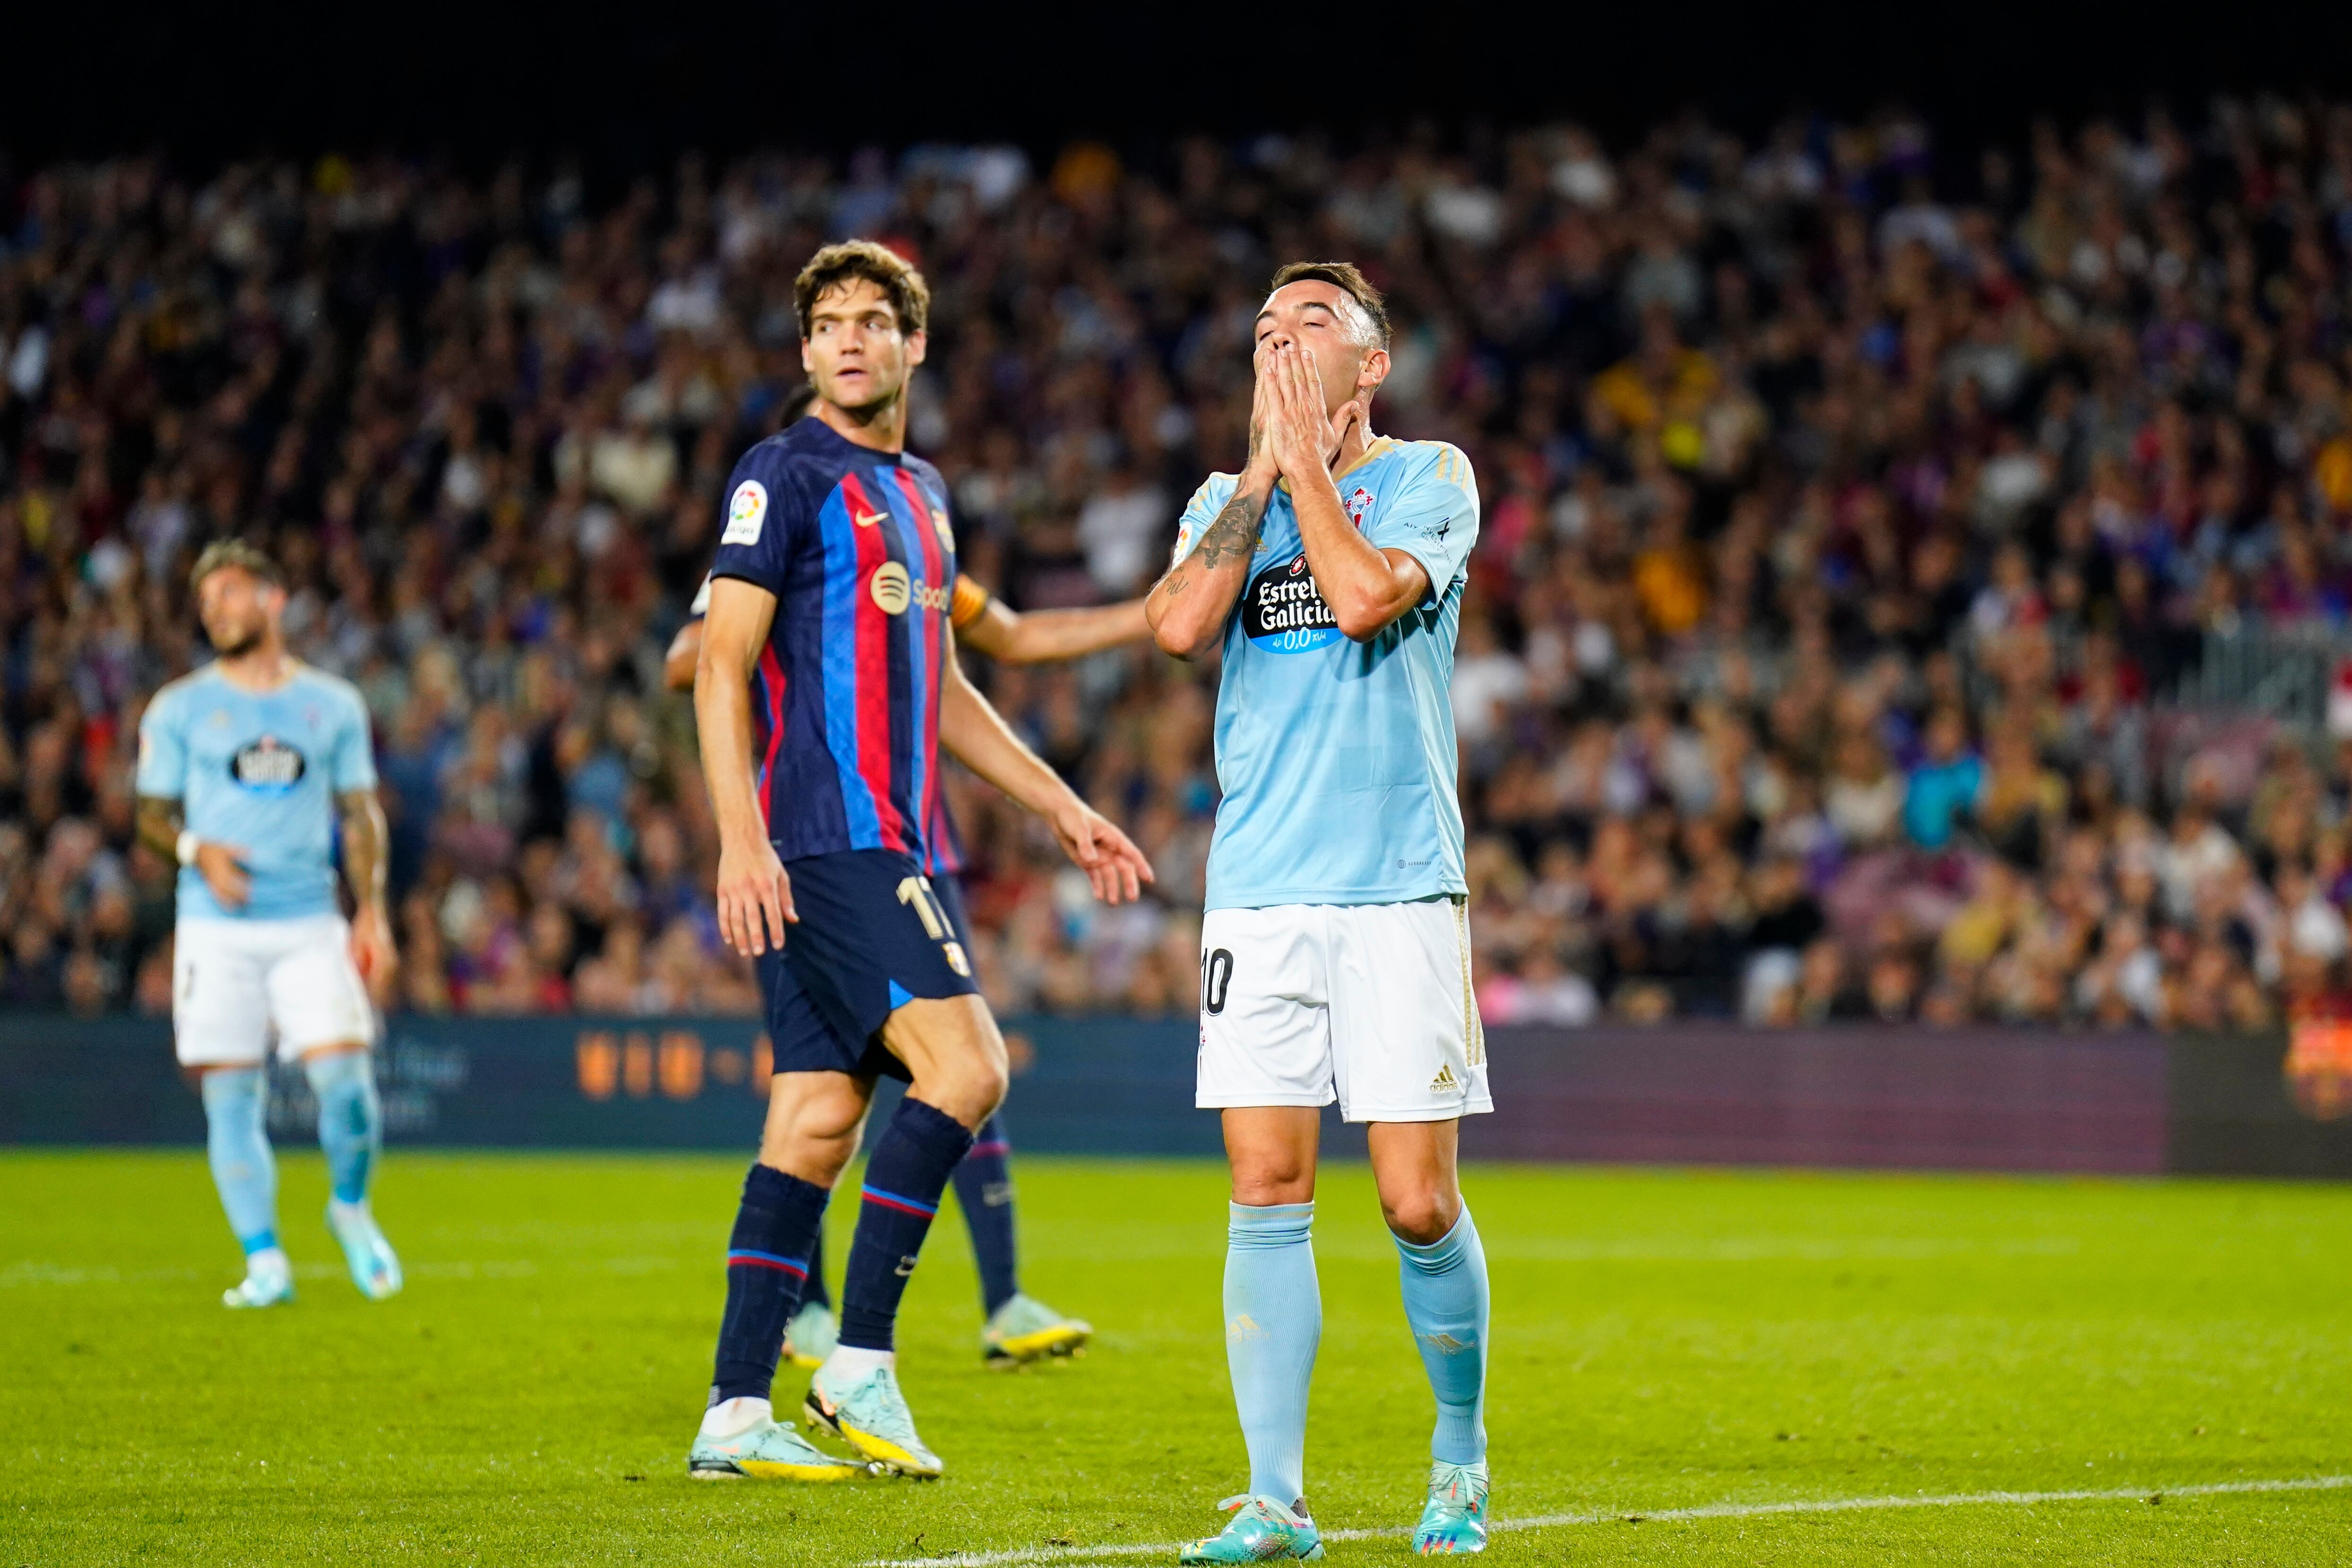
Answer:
[{"left": 4, "top": 1016, "right": 2344, "bottom": 1174}]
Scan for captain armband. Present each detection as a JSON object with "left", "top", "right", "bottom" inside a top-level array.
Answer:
[{"left": 950, "top": 575, "right": 993, "bottom": 631}]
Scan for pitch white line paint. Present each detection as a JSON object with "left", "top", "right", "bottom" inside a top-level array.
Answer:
[{"left": 860, "top": 1473, "right": 2352, "bottom": 1567}]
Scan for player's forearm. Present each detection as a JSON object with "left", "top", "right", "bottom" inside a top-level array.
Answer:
[
  {"left": 1291, "top": 467, "right": 1418, "bottom": 640},
  {"left": 135, "top": 795, "right": 184, "bottom": 862},
  {"left": 1148, "top": 479, "right": 1272, "bottom": 658},
  {"left": 337, "top": 791, "right": 392, "bottom": 915},
  {"left": 938, "top": 659, "right": 1079, "bottom": 820},
  {"left": 693, "top": 656, "right": 770, "bottom": 848},
  {"left": 999, "top": 600, "right": 1152, "bottom": 663},
  {"left": 663, "top": 621, "right": 703, "bottom": 692}
]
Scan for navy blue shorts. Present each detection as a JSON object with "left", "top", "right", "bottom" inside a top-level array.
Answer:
[{"left": 756, "top": 850, "right": 980, "bottom": 1081}]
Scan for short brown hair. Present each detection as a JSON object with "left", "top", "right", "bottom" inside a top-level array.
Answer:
[
  {"left": 1268, "top": 260, "right": 1390, "bottom": 349},
  {"left": 189, "top": 538, "right": 283, "bottom": 594},
  {"left": 794, "top": 240, "right": 931, "bottom": 339}
]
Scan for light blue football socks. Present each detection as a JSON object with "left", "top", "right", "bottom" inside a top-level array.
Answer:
[
  {"left": 1394, "top": 1206, "right": 1490, "bottom": 1465},
  {"left": 200, "top": 1067, "right": 280, "bottom": 1258},
  {"left": 303, "top": 1049, "right": 381, "bottom": 1205},
  {"left": 1225, "top": 1200, "right": 1322, "bottom": 1506}
]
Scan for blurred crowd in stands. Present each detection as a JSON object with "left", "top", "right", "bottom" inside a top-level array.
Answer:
[{"left": 9, "top": 97, "right": 2352, "bottom": 1029}]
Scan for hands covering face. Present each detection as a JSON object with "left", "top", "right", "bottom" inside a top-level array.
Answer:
[{"left": 1255, "top": 338, "right": 1363, "bottom": 481}]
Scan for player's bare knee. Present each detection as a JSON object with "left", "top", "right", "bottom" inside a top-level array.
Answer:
[
  {"left": 911, "top": 1055, "right": 1006, "bottom": 1129},
  {"left": 1229, "top": 1146, "right": 1316, "bottom": 1206},
  {"left": 1222, "top": 1108, "right": 1320, "bottom": 1204},
  {"left": 891, "top": 997, "right": 1008, "bottom": 1128},
  {"left": 760, "top": 1124, "right": 857, "bottom": 1187},
  {"left": 1378, "top": 1184, "right": 1461, "bottom": 1245},
  {"left": 759, "top": 1072, "right": 869, "bottom": 1185},
  {"left": 1231, "top": 1167, "right": 1316, "bottom": 1206}
]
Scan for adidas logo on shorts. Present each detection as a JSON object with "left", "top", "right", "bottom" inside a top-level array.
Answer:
[{"left": 1430, "top": 1063, "right": 1461, "bottom": 1094}]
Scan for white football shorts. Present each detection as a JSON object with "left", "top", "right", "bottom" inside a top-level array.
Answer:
[
  {"left": 172, "top": 914, "right": 377, "bottom": 1067},
  {"left": 1196, "top": 897, "right": 1492, "bottom": 1123}
]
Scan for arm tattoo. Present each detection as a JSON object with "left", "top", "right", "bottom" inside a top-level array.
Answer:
[
  {"left": 1151, "top": 487, "right": 1265, "bottom": 608},
  {"left": 336, "top": 789, "right": 390, "bottom": 912},
  {"left": 136, "top": 795, "right": 183, "bottom": 862},
  {"left": 1190, "top": 490, "right": 1265, "bottom": 571}
]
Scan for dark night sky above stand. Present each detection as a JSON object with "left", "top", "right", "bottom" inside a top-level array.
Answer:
[{"left": 6, "top": 2, "right": 2351, "bottom": 172}]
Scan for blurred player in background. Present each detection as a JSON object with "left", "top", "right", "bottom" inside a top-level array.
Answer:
[
  {"left": 1149, "top": 265, "right": 1490, "bottom": 1559},
  {"left": 668, "top": 511, "right": 1148, "bottom": 1369},
  {"left": 686, "top": 241, "right": 1151, "bottom": 1483},
  {"left": 134, "top": 541, "right": 401, "bottom": 1309}
]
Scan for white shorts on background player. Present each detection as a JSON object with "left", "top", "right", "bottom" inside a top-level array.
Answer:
[
  {"left": 1196, "top": 898, "right": 1491, "bottom": 1123},
  {"left": 172, "top": 914, "right": 377, "bottom": 1067}
]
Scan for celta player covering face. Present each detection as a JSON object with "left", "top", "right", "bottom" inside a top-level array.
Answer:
[{"left": 1148, "top": 262, "right": 1490, "bottom": 1559}]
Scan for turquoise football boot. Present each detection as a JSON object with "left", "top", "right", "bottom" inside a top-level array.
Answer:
[
  {"left": 1412, "top": 1461, "right": 1489, "bottom": 1555},
  {"left": 689, "top": 1412, "right": 868, "bottom": 1482},
  {"left": 782, "top": 1300, "right": 837, "bottom": 1369},
  {"left": 325, "top": 1199, "right": 402, "bottom": 1301},
  {"left": 981, "top": 1292, "right": 1092, "bottom": 1364},
  {"left": 222, "top": 1258, "right": 294, "bottom": 1309},
  {"left": 804, "top": 1361, "right": 943, "bottom": 1479},
  {"left": 1178, "top": 1496, "right": 1324, "bottom": 1563}
]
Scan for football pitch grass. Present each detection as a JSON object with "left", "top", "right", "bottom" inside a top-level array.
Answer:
[{"left": 5, "top": 1153, "right": 2351, "bottom": 1565}]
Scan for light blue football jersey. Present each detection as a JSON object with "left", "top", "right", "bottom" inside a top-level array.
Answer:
[
  {"left": 135, "top": 663, "right": 379, "bottom": 922},
  {"left": 1174, "top": 437, "right": 1480, "bottom": 910}
]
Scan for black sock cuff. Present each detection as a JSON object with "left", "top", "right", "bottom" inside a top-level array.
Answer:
[
  {"left": 743, "top": 1161, "right": 827, "bottom": 1214},
  {"left": 893, "top": 1096, "right": 977, "bottom": 1167}
]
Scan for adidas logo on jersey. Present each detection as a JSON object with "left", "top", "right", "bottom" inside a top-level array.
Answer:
[{"left": 1430, "top": 1063, "right": 1461, "bottom": 1094}]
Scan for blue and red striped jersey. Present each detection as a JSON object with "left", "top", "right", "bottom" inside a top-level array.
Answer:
[
  {"left": 708, "top": 416, "right": 960, "bottom": 864},
  {"left": 924, "top": 788, "right": 966, "bottom": 878}
]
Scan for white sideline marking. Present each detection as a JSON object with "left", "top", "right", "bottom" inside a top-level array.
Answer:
[{"left": 860, "top": 1473, "right": 2352, "bottom": 1567}]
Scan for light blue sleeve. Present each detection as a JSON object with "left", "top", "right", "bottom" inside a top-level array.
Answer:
[
  {"left": 1169, "top": 473, "right": 1237, "bottom": 567},
  {"left": 1366, "top": 443, "right": 1481, "bottom": 606},
  {"left": 329, "top": 684, "right": 379, "bottom": 792},
  {"left": 134, "top": 685, "right": 187, "bottom": 798}
]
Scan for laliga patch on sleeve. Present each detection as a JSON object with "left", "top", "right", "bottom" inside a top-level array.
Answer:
[{"left": 722, "top": 480, "right": 769, "bottom": 546}]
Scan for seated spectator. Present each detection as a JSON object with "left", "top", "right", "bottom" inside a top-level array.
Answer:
[
  {"left": 1825, "top": 733, "right": 1902, "bottom": 848},
  {"left": 1905, "top": 709, "right": 1984, "bottom": 851}
]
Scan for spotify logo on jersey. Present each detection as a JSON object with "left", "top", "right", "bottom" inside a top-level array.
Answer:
[
  {"left": 868, "top": 560, "right": 951, "bottom": 617},
  {"left": 230, "top": 735, "right": 308, "bottom": 793}
]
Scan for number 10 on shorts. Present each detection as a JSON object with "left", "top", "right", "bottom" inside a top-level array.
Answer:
[
  {"left": 1200, "top": 948, "right": 1233, "bottom": 1015},
  {"left": 896, "top": 875, "right": 973, "bottom": 977}
]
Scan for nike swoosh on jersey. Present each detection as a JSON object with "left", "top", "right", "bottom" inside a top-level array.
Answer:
[{"left": 853, "top": 508, "right": 890, "bottom": 528}]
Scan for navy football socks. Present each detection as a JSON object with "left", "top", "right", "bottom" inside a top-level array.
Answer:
[
  {"left": 710, "top": 1162, "right": 830, "bottom": 1403},
  {"left": 801, "top": 1227, "right": 831, "bottom": 1311},
  {"left": 951, "top": 1114, "right": 1020, "bottom": 1315},
  {"left": 837, "top": 1096, "right": 974, "bottom": 1352},
  {"left": 797, "top": 1115, "right": 1018, "bottom": 1318}
]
